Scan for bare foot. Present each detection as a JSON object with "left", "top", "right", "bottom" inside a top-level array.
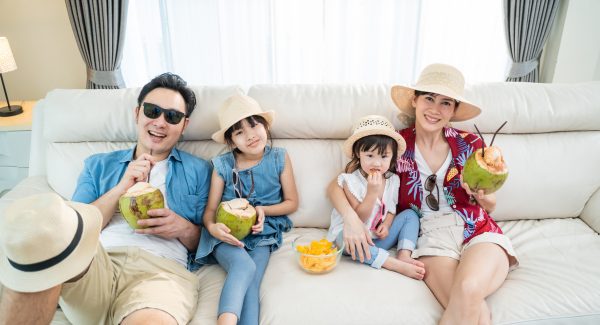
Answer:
[
  {"left": 397, "top": 249, "right": 425, "bottom": 268},
  {"left": 383, "top": 257, "right": 426, "bottom": 280},
  {"left": 217, "top": 312, "right": 237, "bottom": 325}
]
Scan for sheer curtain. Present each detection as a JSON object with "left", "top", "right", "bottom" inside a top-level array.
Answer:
[{"left": 121, "top": 0, "right": 509, "bottom": 87}]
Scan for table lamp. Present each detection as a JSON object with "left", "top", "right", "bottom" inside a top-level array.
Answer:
[{"left": 0, "top": 37, "right": 23, "bottom": 117}]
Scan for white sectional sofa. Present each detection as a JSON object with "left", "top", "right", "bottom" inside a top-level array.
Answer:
[{"left": 1, "top": 81, "right": 600, "bottom": 325}]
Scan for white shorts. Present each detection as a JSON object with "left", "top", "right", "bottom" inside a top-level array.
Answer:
[{"left": 412, "top": 212, "right": 518, "bottom": 269}]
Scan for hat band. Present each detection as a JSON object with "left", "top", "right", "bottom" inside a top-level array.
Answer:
[{"left": 8, "top": 209, "right": 84, "bottom": 272}]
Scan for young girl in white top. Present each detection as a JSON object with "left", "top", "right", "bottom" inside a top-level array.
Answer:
[{"left": 327, "top": 115, "right": 425, "bottom": 279}]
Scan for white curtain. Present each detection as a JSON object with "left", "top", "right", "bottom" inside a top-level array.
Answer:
[{"left": 122, "top": 0, "right": 509, "bottom": 87}]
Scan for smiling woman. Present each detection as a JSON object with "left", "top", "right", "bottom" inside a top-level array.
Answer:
[{"left": 120, "top": 0, "right": 509, "bottom": 87}]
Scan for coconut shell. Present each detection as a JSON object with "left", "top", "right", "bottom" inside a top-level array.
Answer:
[
  {"left": 216, "top": 198, "right": 257, "bottom": 240},
  {"left": 463, "top": 147, "right": 509, "bottom": 194},
  {"left": 119, "top": 182, "right": 165, "bottom": 229}
]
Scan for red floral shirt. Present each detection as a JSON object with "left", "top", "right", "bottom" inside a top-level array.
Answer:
[{"left": 396, "top": 126, "right": 503, "bottom": 243}]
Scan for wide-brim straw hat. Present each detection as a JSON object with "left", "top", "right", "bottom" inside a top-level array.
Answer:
[
  {"left": 0, "top": 193, "right": 101, "bottom": 292},
  {"left": 391, "top": 63, "right": 481, "bottom": 122},
  {"left": 343, "top": 115, "right": 406, "bottom": 158},
  {"left": 212, "top": 94, "right": 275, "bottom": 144}
]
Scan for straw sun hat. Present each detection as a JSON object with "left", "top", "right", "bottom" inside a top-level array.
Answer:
[
  {"left": 343, "top": 115, "right": 406, "bottom": 158},
  {"left": 391, "top": 63, "right": 481, "bottom": 122},
  {"left": 0, "top": 193, "right": 102, "bottom": 292},
  {"left": 212, "top": 94, "right": 275, "bottom": 144}
]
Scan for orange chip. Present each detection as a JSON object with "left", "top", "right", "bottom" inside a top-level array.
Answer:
[{"left": 296, "top": 238, "right": 339, "bottom": 273}]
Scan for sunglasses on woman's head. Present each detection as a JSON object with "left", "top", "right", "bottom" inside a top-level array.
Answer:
[
  {"left": 142, "top": 102, "right": 186, "bottom": 125},
  {"left": 425, "top": 174, "right": 440, "bottom": 211}
]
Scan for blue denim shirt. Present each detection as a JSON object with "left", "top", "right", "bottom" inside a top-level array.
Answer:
[
  {"left": 195, "top": 146, "right": 293, "bottom": 265},
  {"left": 72, "top": 147, "right": 212, "bottom": 271}
]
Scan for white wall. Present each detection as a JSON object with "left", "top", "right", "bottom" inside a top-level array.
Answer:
[
  {"left": 0, "top": 0, "right": 85, "bottom": 100},
  {"left": 542, "top": 0, "right": 600, "bottom": 83}
]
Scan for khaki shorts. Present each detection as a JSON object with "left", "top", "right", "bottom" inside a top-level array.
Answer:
[
  {"left": 412, "top": 212, "right": 519, "bottom": 269},
  {"left": 60, "top": 246, "right": 199, "bottom": 325}
]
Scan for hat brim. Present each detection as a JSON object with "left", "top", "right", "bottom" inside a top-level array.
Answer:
[
  {"left": 211, "top": 111, "right": 275, "bottom": 144},
  {"left": 391, "top": 85, "right": 481, "bottom": 122},
  {"left": 343, "top": 128, "right": 406, "bottom": 159},
  {"left": 0, "top": 201, "right": 101, "bottom": 293}
]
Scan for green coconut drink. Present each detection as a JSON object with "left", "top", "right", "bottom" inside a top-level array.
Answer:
[
  {"left": 119, "top": 182, "right": 164, "bottom": 229},
  {"left": 216, "top": 198, "right": 257, "bottom": 240},
  {"left": 463, "top": 122, "right": 509, "bottom": 194},
  {"left": 463, "top": 146, "right": 508, "bottom": 194}
]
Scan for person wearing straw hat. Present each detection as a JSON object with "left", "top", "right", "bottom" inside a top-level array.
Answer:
[
  {"left": 0, "top": 73, "right": 212, "bottom": 325},
  {"left": 195, "top": 94, "right": 298, "bottom": 325},
  {"left": 0, "top": 193, "right": 102, "bottom": 323},
  {"left": 328, "top": 64, "right": 518, "bottom": 325},
  {"left": 325, "top": 115, "right": 425, "bottom": 279}
]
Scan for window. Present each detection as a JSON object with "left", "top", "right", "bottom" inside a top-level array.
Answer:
[{"left": 122, "top": 0, "right": 510, "bottom": 87}]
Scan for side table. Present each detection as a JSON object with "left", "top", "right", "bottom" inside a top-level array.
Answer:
[{"left": 0, "top": 100, "right": 36, "bottom": 195}]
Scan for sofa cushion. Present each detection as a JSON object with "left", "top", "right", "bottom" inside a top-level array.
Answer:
[
  {"left": 29, "top": 86, "right": 242, "bottom": 180},
  {"left": 456, "top": 82, "right": 600, "bottom": 133},
  {"left": 256, "top": 220, "right": 600, "bottom": 325},
  {"left": 39, "top": 83, "right": 600, "bottom": 223}
]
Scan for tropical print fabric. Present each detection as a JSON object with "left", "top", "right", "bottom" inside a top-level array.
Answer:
[{"left": 396, "top": 126, "right": 503, "bottom": 243}]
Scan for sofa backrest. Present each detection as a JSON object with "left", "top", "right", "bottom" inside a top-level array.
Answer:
[{"left": 30, "top": 82, "right": 600, "bottom": 228}]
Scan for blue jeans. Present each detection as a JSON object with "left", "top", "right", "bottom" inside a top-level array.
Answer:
[
  {"left": 213, "top": 243, "right": 271, "bottom": 325},
  {"left": 336, "top": 209, "right": 420, "bottom": 269}
]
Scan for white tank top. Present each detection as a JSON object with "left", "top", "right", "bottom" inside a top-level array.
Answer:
[{"left": 414, "top": 145, "right": 454, "bottom": 215}]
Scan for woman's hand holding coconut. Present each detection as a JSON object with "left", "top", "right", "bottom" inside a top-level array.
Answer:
[{"left": 459, "top": 174, "right": 496, "bottom": 213}]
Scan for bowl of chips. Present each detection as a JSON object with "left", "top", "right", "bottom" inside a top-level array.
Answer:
[{"left": 292, "top": 234, "right": 344, "bottom": 274}]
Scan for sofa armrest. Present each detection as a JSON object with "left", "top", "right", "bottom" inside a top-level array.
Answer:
[
  {"left": 0, "top": 176, "right": 55, "bottom": 213},
  {"left": 581, "top": 187, "right": 600, "bottom": 233}
]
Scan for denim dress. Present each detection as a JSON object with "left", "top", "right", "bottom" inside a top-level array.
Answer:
[{"left": 195, "top": 146, "right": 293, "bottom": 265}]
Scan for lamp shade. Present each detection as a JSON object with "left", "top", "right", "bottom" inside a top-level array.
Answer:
[{"left": 0, "top": 37, "right": 17, "bottom": 73}]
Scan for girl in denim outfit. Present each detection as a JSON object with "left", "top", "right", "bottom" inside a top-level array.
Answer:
[
  {"left": 196, "top": 94, "right": 298, "bottom": 325},
  {"left": 327, "top": 115, "right": 425, "bottom": 280}
]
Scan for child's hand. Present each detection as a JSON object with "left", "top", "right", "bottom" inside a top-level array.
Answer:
[
  {"left": 366, "top": 172, "right": 385, "bottom": 198},
  {"left": 252, "top": 206, "right": 265, "bottom": 234},
  {"left": 374, "top": 222, "right": 389, "bottom": 239},
  {"left": 207, "top": 223, "right": 244, "bottom": 248}
]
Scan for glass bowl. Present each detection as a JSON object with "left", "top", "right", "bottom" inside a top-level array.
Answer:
[{"left": 292, "top": 234, "right": 344, "bottom": 274}]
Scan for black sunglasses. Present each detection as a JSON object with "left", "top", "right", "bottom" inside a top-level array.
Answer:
[
  {"left": 425, "top": 174, "right": 440, "bottom": 211},
  {"left": 142, "top": 102, "right": 186, "bottom": 125}
]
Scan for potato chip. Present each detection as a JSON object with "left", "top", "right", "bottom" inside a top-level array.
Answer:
[{"left": 296, "top": 238, "right": 340, "bottom": 273}]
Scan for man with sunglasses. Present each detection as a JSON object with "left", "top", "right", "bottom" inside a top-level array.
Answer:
[{"left": 0, "top": 73, "right": 211, "bottom": 325}]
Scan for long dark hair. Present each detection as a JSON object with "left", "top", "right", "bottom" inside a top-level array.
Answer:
[
  {"left": 345, "top": 134, "right": 398, "bottom": 178},
  {"left": 224, "top": 115, "right": 273, "bottom": 154}
]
